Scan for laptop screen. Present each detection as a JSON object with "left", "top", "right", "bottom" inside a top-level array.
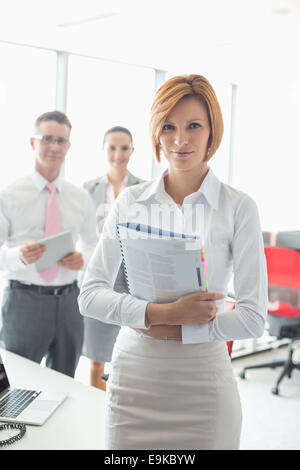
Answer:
[{"left": 0, "top": 353, "right": 10, "bottom": 393}]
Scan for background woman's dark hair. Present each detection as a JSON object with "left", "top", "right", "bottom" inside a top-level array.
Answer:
[{"left": 102, "top": 126, "right": 133, "bottom": 148}]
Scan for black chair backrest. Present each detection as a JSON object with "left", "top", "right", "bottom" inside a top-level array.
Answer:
[{"left": 276, "top": 231, "right": 300, "bottom": 251}]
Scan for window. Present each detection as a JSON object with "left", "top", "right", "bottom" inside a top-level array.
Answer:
[
  {"left": 66, "top": 55, "right": 155, "bottom": 186},
  {"left": 0, "top": 42, "right": 56, "bottom": 188},
  {"left": 230, "top": 64, "right": 300, "bottom": 232}
]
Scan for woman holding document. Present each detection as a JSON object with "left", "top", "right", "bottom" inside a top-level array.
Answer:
[{"left": 79, "top": 74, "right": 268, "bottom": 450}]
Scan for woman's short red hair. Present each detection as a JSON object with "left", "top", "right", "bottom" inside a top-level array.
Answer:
[{"left": 149, "top": 74, "right": 224, "bottom": 162}]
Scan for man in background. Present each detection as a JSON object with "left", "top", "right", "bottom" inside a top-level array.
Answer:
[{"left": 0, "top": 111, "right": 97, "bottom": 377}]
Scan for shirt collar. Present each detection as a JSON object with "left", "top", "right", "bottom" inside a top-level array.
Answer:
[
  {"left": 136, "top": 167, "right": 221, "bottom": 210},
  {"left": 198, "top": 168, "right": 221, "bottom": 210},
  {"left": 31, "top": 170, "right": 62, "bottom": 192},
  {"left": 135, "top": 169, "right": 167, "bottom": 203}
]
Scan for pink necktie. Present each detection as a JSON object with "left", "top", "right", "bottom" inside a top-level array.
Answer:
[{"left": 39, "top": 182, "right": 61, "bottom": 283}]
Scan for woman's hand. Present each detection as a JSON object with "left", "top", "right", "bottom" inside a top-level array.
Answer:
[
  {"left": 167, "top": 291, "right": 225, "bottom": 325},
  {"left": 145, "top": 291, "right": 225, "bottom": 327}
]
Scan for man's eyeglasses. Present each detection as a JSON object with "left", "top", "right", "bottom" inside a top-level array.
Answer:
[{"left": 33, "top": 135, "right": 70, "bottom": 147}]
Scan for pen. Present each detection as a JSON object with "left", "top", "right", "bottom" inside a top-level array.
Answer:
[{"left": 201, "top": 249, "right": 208, "bottom": 293}]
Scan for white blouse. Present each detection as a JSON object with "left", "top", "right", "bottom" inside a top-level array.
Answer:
[
  {"left": 95, "top": 173, "right": 129, "bottom": 232},
  {"left": 78, "top": 168, "right": 268, "bottom": 344},
  {"left": 104, "top": 173, "right": 128, "bottom": 218}
]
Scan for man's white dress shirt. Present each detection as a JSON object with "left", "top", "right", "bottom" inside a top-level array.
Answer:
[
  {"left": 0, "top": 171, "right": 98, "bottom": 286},
  {"left": 79, "top": 168, "right": 268, "bottom": 344}
]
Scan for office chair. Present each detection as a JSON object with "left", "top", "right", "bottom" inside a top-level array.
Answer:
[
  {"left": 276, "top": 231, "right": 300, "bottom": 251},
  {"left": 240, "top": 246, "right": 300, "bottom": 395},
  {"left": 262, "top": 231, "right": 276, "bottom": 246}
]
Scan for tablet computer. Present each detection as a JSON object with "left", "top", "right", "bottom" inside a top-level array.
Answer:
[{"left": 35, "top": 231, "right": 75, "bottom": 272}]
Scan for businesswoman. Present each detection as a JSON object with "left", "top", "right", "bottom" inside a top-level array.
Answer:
[
  {"left": 83, "top": 126, "right": 144, "bottom": 390},
  {"left": 79, "top": 75, "right": 268, "bottom": 449}
]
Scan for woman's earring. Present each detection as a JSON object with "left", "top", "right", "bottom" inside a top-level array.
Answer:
[{"left": 207, "top": 147, "right": 211, "bottom": 156}]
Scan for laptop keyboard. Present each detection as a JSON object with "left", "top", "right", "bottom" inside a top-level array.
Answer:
[{"left": 0, "top": 389, "right": 41, "bottom": 418}]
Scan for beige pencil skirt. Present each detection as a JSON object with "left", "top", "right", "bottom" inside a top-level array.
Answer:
[{"left": 104, "top": 327, "right": 242, "bottom": 450}]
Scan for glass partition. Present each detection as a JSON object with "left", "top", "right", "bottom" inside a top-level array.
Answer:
[
  {"left": 66, "top": 55, "right": 155, "bottom": 186},
  {"left": 0, "top": 42, "right": 56, "bottom": 188}
]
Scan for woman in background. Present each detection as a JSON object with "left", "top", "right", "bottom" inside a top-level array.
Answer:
[
  {"left": 83, "top": 126, "right": 144, "bottom": 390},
  {"left": 79, "top": 75, "right": 267, "bottom": 449}
]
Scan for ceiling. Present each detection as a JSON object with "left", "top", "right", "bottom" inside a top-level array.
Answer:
[{"left": 0, "top": 0, "right": 300, "bottom": 72}]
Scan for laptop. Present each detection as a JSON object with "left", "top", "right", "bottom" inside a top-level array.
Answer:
[{"left": 0, "top": 351, "right": 67, "bottom": 425}]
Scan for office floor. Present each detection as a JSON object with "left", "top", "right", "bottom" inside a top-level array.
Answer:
[
  {"left": 75, "top": 346, "right": 300, "bottom": 450},
  {"left": 233, "top": 346, "right": 300, "bottom": 450}
]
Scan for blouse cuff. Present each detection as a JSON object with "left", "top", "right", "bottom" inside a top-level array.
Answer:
[
  {"left": 181, "top": 323, "right": 210, "bottom": 344},
  {"left": 120, "top": 296, "right": 150, "bottom": 329}
]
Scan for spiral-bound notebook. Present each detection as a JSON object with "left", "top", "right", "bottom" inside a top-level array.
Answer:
[{"left": 116, "top": 223, "right": 205, "bottom": 304}]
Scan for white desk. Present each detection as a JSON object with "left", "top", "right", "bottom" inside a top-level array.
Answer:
[{"left": 0, "top": 349, "right": 106, "bottom": 450}]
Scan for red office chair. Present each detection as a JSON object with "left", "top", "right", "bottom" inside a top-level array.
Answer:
[{"left": 240, "top": 246, "right": 300, "bottom": 395}]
